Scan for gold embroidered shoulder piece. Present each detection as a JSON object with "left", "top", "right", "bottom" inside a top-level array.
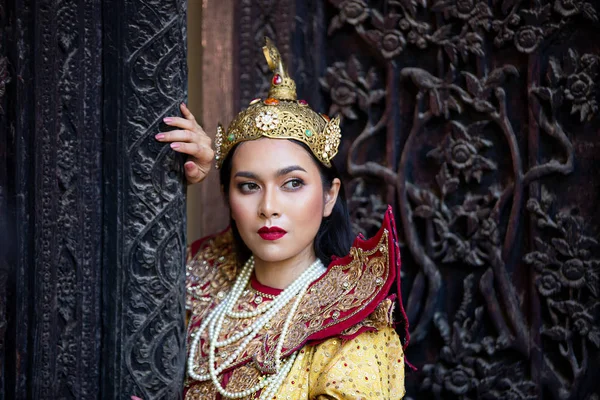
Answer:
[
  {"left": 185, "top": 229, "right": 238, "bottom": 320},
  {"left": 185, "top": 206, "right": 402, "bottom": 375}
]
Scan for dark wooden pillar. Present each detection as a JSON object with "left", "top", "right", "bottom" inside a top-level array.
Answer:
[
  {"left": 0, "top": 1, "right": 188, "bottom": 399},
  {"left": 101, "top": 0, "right": 188, "bottom": 398},
  {"left": 1, "top": 1, "right": 104, "bottom": 398}
]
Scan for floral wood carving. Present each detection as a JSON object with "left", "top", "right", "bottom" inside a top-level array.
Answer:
[
  {"left": 490, "top": 1, "right": 598, "bottom": 54},
  {"left": 536, "top": 49, "right": 600, "bottom": 122},
  {"left": 348, "top": 178, "right": 388, "bottom": 235},
  {"left": 319, "top": 56, "right": 386, "bottom": 120},
  {"left": 525, "top": 187, "right": 599, "bottom": 398},
  {"left": 314, "top": 0, "right": 600, "bottom": 398},
  {"left": 422, "top": 275, "right": 537, "bottom": 399},
  {"left": 397, "top": 66, "right": 534, "bottom": 358}
]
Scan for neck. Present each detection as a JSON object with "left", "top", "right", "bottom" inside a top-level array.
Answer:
[{"left": 252, "top": 247, "right": 318, "bottom": 289}]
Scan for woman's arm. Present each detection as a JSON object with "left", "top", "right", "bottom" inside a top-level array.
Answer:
[{"left": 156, "top": 103, "right": 214, "bottom": 184}]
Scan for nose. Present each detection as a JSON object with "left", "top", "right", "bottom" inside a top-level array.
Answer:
[{"left": 258, "top": 185, "right": 280, "bottom": 219}]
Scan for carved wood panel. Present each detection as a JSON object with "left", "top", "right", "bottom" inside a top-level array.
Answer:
[
  {"left": 1, "top": 1, "right": 189, "bottom": 399},
  {"left": 102, "top": 0, "right": 188, "bottom": 399},
  {"left": 237, "top": 0, "right": 600, "bottom": 398},
  {"left": 1, "top": 1, "right": 104, "bottom": 398}
]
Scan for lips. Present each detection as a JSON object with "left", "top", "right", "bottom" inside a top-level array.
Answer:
[{"left": 257, "top": 226, "right": 287, "bottom": 241}]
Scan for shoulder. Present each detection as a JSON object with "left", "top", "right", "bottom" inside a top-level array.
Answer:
[{"left": 186, "top": 228, "right": 238, "bottom": 313}]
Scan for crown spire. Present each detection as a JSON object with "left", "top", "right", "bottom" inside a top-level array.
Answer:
[{"left": 262, "top": 37, "right": 297, "bottom": 100}]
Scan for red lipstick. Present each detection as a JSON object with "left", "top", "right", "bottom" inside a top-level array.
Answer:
[{"left": 257, "top": 226, "right": 287, "bottom": 241}]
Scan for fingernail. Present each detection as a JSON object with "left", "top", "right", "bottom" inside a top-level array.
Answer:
[
  {"left": 170, "top": 143, "right": 180, "bottom": 149},
  {"left": 185, "top": 162, "right": 195, "bottom": 170},
  {"left": 155, "top": 134, "right": 165, "bottom": 140},
  {"left": 163, "top": 117, "right": 172, "bottom": 123},
  {"left": 181, "top": 102, "right": 187, "bottom": 108}
]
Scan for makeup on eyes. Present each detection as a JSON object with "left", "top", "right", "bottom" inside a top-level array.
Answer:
[
  {"left": 235, "top": 176, "right": 306, "bottom": 193},
  {"left": 282, "top": 178, "right": 305, "bottom": 190},
  {"left": 237, "top": 182, "right": 260, "bottom": 193}
]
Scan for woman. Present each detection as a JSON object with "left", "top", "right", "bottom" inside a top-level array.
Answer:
[{"left": 155, "top": 38, "right": 409, "bottom": 399}]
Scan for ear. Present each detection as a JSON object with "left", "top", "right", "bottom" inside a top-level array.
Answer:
[{"left": 323, "top": 178, "right": 341, "bottom": 218}]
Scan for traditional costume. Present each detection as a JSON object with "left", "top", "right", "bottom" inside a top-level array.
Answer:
[{"left": 184, "top": 38, "right": 409, "bottom": 400}]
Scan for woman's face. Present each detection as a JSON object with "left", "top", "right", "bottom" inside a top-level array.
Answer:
[{"left": 228, "top": 138, "right": 340, "bottom": 265}]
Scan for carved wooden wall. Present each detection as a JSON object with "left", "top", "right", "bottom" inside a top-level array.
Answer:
[
  {"left": 1, "top": 1, "right": 188, "bottom": 399},
  {"left": 236, "top": 0, "right": 600, "bottom": 399}
]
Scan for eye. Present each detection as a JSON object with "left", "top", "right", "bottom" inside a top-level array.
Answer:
[
  {"left": 238, "top": 182, "right": 260, "bottom": 193},
  {"left": 282, "top": 178, "right": 304, "bottom": 190}
]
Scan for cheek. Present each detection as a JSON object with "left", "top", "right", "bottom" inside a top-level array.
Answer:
[
  {"left": 290, "top": 187, "right": 324, "bottom": 226},
  {"left": 229, "top": 193, "right": 255, "bottom": 226}
]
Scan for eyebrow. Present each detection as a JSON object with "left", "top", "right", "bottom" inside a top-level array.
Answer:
[{"left": 234, "top": 165, "right": 307, "bottom": 179}]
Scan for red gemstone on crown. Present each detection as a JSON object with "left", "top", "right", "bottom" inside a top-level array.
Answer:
[
  {"left": 272, "top": 74, "right": 283, "bottom": 85},
  {"left": 298, "top": 99, "right": 308, "bottom": 106},
  {"left": 264, "top": 98, "right": 279, "bottom": 105}
]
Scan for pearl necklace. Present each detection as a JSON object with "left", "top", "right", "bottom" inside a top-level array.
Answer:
[{"left": 187, "top": 256, "right": 326, "bottom": 399}]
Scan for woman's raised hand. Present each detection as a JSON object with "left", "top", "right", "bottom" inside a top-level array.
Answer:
[{"left": 155, "top": 103, "right": 214, "bottom": 184}]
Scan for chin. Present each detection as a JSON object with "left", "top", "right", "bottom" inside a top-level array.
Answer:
[
  {"left": 243, "top": 236, "right": 304, "bottom": 263},
  {"left": 249, "top": 246, "right": 294, "bottom": 263}
]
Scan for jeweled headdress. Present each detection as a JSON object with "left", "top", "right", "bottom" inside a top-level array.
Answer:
[{"left": 214, "top": 37, "right": 342, "bottom": 168}]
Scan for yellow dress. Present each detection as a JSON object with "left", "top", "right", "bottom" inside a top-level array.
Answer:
[
  {"left": 184, "top": 207, "right": 407, "bottom": 399},
  {"left": 271, "top": 327, "right": 405, "bottom": 399}
]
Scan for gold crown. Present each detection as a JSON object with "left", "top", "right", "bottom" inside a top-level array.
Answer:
[{"left": 215, "top": 37, "right": 341, "bottom": 168}]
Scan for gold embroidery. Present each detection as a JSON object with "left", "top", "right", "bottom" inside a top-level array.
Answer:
[
  {"left": 185, "top": 230, "right": 237, "bottom": 319},
  {"left": 339, "top": 298, "right": 394, "bottom": 337},
  {"left": 225, "top": 364, "right": 263, "bottom": 397},
  {"left": 184, "top": 381, "right": 216, "bottom": 400}
]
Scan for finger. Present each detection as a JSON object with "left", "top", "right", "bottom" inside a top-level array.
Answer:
[
  {"left": 163, "top": 116, "right": 197, "bottom": 132},
  {"left": 197, "top": 134, "right": 212, "bottom": 148},
  {"left": 180, "top": 103, "right": 196, "bottom": 122},
  {"left": 156, "top": 130, "right": 212, "bottom": 148},
  {"left": 155, "top": 129, "right": 196, "bottom": 143},
  {"left": 184, "top": 161, "right": 206, "bottom": 183},
  {"left": 170, "top": 142, "right": 214, "bottom": 162},
  {"left": 131, "top": 396, "right": 143, "bottom": 400}
]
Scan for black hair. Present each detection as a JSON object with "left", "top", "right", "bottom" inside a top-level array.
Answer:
[{"left": 219, "top": 140, "right": 354, "bottom": 266}]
